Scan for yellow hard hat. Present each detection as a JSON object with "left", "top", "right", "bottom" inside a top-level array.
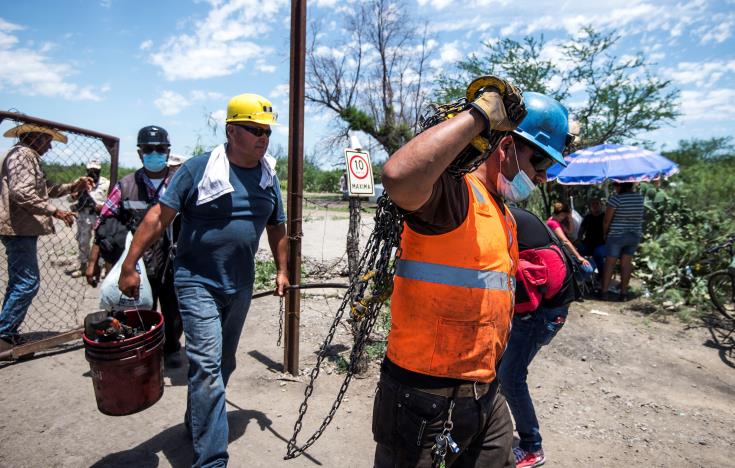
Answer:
[{"left": 226, "top": 93, "right": 279, "bottom": 125}]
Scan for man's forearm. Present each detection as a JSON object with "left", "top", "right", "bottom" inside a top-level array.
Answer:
[
  {"left": 267, "top": 223, "right": 288, "bottom": 273},
  {"left": 382, "top": 110, "right": 485, "bottom": 211},
  {"left": 122, "top": 204, "right": 175, "bottom": 270},
  {"left": 88, "top": 244, "right": 101, "bottom": 268}
]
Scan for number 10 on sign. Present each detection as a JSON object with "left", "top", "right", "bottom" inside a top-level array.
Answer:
[{"left": 344, "top": 149, "right": 374, "bottom": 196}]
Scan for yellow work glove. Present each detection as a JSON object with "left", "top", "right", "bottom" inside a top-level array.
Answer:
[{"left": 469, "top": 89, "right": 523, "bottom": 132}]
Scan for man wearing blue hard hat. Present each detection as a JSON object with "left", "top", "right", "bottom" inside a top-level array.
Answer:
[{"left": 375, "top": 78, "right": 570, "bottom": 467}]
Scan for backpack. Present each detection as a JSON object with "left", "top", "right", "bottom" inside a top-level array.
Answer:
[
  {"left": 543, "top": 223, "right": 589, "bottom": 302},
  {"left": 94, "top": 214, "right": 132, "bottom": 264}
]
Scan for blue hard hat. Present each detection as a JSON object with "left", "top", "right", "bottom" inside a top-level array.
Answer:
[{"left": 513, "top": 92, "right": 569, "bottom": 166}]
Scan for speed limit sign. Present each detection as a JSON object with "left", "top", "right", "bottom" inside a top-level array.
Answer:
[{"left": 344, "top": 149, "right": 374, "bottom": 196}]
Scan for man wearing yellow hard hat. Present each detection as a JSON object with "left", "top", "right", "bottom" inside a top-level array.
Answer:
[
  {"left": 118, "top": 93, "right": 288, "bottom": 466},
  {"left": 0, "top": 124, "right": 92, "bottom": 353}
]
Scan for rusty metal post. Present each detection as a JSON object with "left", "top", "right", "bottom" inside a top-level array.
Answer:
[{"left": 284, "top": 0, "right": 307, "bottom": 376}]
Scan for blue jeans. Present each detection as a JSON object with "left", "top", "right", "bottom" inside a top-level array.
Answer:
[
  {"left": 176, "top": 283, "right": 252, "bottom": 468},
  {"left": 579, "top": 243, "right": 605, "bottom": 276},
  {"left": 605, "top": 232, "right": 641, "bottom": 258},
  {"left": 497, "top": 306, "right": 569, "bottom": 452},
  {"left": 0, "top": 236, "right": 40, "bottom": 340}
]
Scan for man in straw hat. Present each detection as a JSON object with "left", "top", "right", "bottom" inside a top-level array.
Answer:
[{"left": 0, "top": 124, "right": 92, "bottom": 353}]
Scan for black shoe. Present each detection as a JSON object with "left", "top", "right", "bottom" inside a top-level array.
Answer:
[
  {"left": 619, "top": 292, "right": 630, "bottom": 302},
  {"left": 595, "top": 291, "right": 609, "bottom": 301},
  {"left": 164, "top": 345, "right": 185, "bottom": 369}
]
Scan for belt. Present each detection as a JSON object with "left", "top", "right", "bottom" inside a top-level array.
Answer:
[{"left": 415, "top": 379, "right": 499, "bottom": 400}]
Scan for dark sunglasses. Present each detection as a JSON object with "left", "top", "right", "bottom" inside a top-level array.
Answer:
[
  {"left": 529, "top": 150, "right": 555, "bottom": 172},
  {"left": 236, "top": 125, "right": 272, "bottom": 138},
  {"left": 139, "top": 145, "right": 169, "bottom": 154}
]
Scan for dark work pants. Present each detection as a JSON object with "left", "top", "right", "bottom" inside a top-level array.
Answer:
[
  {"left": 150, "top": 269, "right": 183, "bottom": 354},
  {"left": 372, "top": 371, "right": 515, "bottom": 468}
]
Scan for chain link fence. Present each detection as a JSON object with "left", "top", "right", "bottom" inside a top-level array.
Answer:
[{"left": 0, "top": 111, "right": 119, "bottom": 355}]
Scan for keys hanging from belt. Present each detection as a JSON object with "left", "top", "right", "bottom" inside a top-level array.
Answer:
[{"left": 432, "top": 400, "right": 460, "bottom": 468}]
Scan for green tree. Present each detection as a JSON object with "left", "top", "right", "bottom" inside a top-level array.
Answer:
[
  {"left": 438, "top": 27, "right": 680, "bottom": 147},
  {"left": 306, "top": 0, "right": 432, "bottom": 155}
]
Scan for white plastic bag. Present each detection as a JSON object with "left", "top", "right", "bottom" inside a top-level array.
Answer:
[
  {"left": 99, "top": 232, "right": 154, "bottom": 311},
  {"left": 568, "top": 209, "right": 583, "bottom": 241}
]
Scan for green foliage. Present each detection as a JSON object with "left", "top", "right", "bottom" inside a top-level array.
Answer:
[
  {"left": 273, "top": 155, "right": 343, "bottom": 193},
  {"left": 341, "top": 106, "right": 376, "bottom": 134},
  {"left": 438, "top": 26, "right": 679, "bottom": 148},
  {"left": 635, "top": 142, "right": 735, "bottom": 316},
  {"left": 254, "top": 259, "right": 308, "bottom": 292},
  {"left": 254, "top": 259, "right": 278, "bottom": 291},
  {"left": 41, "top": 161, "right": 135, "bottom": 184},
  {"left": 437, "top": 35, "right": 564, "bottom": 103}
]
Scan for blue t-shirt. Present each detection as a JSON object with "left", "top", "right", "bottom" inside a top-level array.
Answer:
[{"left": 159, "top": 153, "right": 285, "bottom": 293}]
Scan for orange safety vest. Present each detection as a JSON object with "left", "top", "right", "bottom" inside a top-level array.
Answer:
[{"left": 387, "top": 173, "right": 518, "bottom": 383}]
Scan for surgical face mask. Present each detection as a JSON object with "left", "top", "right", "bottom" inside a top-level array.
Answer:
[
  {"left": 142, "top": 151, "right": 168, "bottom": 172},
  {"left": 496, "top": 143, "right": 536, "bottom": 202}
]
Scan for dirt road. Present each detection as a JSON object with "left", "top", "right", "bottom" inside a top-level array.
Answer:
[{"left": 1, "top": 204, "right": 734, "bottom": 467}]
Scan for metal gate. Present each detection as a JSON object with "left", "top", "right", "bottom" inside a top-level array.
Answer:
[{"left": 0, "top": 111, "right": 119, "bottom": 359}]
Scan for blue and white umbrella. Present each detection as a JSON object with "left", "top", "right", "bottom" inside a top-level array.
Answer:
[{"left": 546, "top": 144, "right": 679, "bottom": 185}]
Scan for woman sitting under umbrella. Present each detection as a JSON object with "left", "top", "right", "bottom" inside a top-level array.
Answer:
[{"left": 547, "top": 202, "right": 591, "bottom": 270}]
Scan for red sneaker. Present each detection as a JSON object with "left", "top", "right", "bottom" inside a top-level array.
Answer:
[{"left": 514, "top": 447, "right": 545, "bottom": 468}]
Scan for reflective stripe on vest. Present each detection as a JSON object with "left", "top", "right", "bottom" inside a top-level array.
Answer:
[{"left": 395, "top": 258, "right": 512, "bottom": 291}]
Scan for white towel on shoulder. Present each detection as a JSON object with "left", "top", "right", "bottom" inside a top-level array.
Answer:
[
  {"left": 197, "top": 145, "right": 278, "bottom": 206},
  {"left": 196, "top": 144, "right": 233, "bottom": 206},
  {"left": 259, "top": 154, "right": 277, "bottom": 190}
]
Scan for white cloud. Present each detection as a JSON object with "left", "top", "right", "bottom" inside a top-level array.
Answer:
[
  {"left": 271, "top": 84, "right": 290, "bottom": 99},
  {"left": 209, "top": 109, "right": 227, "bottom": 126},
  {"left": 255, "top": 60, "right": 277, "bottom": 73},
  {"left": 314, "top": 45, "right": 345, "bottom": 59},
  {"left": 148, "top": 0, "right": 288, "bottom": 81},
  {"left": 679, "top": 88, "right": 735, "bottom": 121},
  {"left": 664, "top": 60, "right": 735, "bottom": 87},
  {"left": 139, "top": 40, "right": 153, "bottom": 50},
  {"left": 155, "top": 89, "right": 225, "bottom": 116},
  {"left": 155, "top": 90, "right": 190, "bottom": 116},
  {"left": 698, "top": 18, "right": 734, "bottom": 44},
  {"left": 417, "top": 0, "right": 454, "bottom": 9},
  {"left": 429, "top": 41, "right": 462, "bottom": 69},
  {"left": 190, "top": 90, "right": 224, "bottom": 101},
  {"left": 0, "top": 17, "right": 104, "bottom": 101}
]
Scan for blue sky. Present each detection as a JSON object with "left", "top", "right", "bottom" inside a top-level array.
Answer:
[{"left": 1, "top": 0, "right": 734, "bottom": 168}]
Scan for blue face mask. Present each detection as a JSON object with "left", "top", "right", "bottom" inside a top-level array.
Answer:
[
  {"left": 142, "top": 151, "right": 168, "bottom": 172},
  {"left": 496, "top": 143, "right": 537, "bottom": 202}
]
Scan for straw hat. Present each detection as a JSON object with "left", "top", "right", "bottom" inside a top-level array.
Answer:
[
  {"left": 3, "top": 124, "right": 68, "bottom": 144},
  {"left": 167, "top": 153, "right": 189, "bottom": 167}
]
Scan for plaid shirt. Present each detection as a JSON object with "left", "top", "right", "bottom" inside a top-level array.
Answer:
[{"left": 94, "top": 170, "right": 171, "bottom": 230}]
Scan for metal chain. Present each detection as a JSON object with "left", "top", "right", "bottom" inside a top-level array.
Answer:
[
  {"left": 284, "top": 195, "right": 404, "bottom": 459},
  {"left": 277, "top": 296, "right": 284, "bottom": 348}
]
